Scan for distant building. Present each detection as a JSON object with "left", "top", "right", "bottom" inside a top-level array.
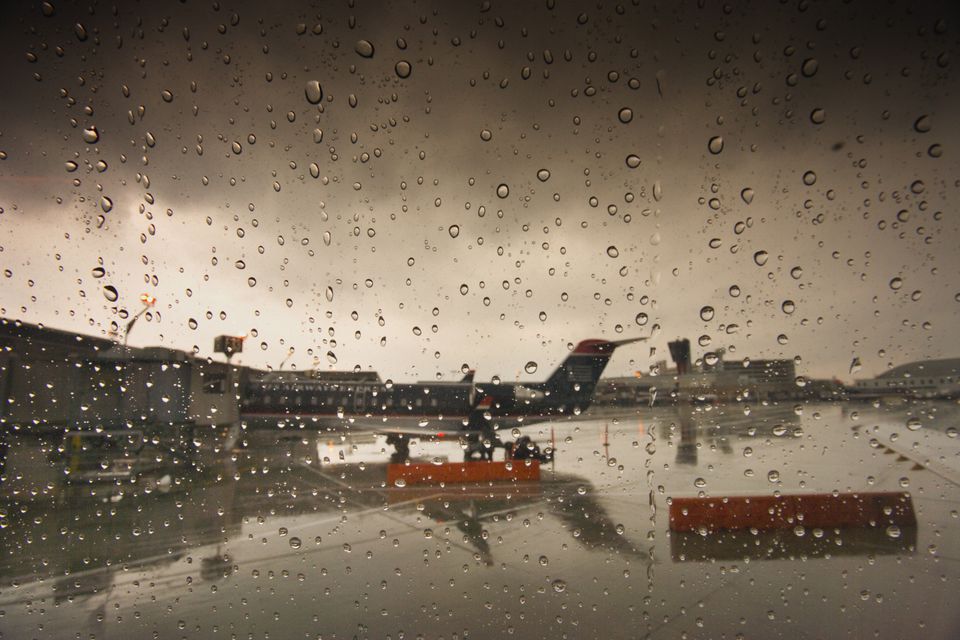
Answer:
[
  {"left": 852, "top": 358, "right": 960, "bottom": 399},
  {"left": 594, "top": 357, "right": 801, "bottom": 404}
]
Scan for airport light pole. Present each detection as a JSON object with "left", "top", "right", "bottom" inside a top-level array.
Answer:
[{"left": 124, "top": 293, "right": 156, "bottom": 347}]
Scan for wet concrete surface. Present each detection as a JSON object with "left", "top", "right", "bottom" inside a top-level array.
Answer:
[{"left": 1, "top": 400, "right": 959, "bottom": 638}]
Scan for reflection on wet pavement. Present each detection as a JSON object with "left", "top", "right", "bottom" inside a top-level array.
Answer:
[{"left": 1, "top": 401, "right": 959, "bottom": 638}]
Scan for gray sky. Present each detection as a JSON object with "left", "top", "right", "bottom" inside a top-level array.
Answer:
[{"left": 1, "top": 0, "right": 958, "bottom": 381}]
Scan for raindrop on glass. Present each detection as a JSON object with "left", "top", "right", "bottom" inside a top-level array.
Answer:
[
  {"left": 355, "top": 39, "right": 375, "bottom": 58},
  {"left": 707, "top": 136, "right": 724, "bottom": 154},
  {"left": 305, "top": 80, "right": 323, "bottom": 105},
  {"left": 395, "top": 60, "right": 412, "bottom": 78}
]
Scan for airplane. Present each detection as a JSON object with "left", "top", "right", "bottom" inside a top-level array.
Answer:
[{"left": 239, "top": 337, "right": 645, "bottom": 460}]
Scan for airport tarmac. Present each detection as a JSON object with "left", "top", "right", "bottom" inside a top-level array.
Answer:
[{"left": 1, "top": 400, "right": 959, "bottom": 639}]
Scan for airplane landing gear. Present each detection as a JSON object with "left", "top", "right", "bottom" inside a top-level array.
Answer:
[
  {"left": 463, "top": 432, "right": 500, "bottom": 461},
  {"left": 386, "top": 434, "right": 410, "bottom": 463},
  {"left": 505, "top": 436, "right": 554, "bottom": 463}
]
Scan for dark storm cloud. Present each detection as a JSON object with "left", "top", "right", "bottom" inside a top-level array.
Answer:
[{"left": 0, "top": 0, "right": 957, "bottom": 381}]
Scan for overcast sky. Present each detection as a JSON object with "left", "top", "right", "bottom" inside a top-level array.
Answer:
[{"left": 1, "top": 0, "right": 957, "bottom": 382}]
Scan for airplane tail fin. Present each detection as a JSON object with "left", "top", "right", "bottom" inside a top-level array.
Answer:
[{"left": 543, "top": 338, "right": 645, "bottom": 407}]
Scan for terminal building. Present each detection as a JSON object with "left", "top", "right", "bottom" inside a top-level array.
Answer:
[
  {"left": 593, "top": 339, "right": 843, "bottom": 405},
  {"left": 851, "top": 358, "right": 960, "bottom": 399}
]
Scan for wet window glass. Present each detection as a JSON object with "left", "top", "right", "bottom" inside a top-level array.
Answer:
[{"left": 1, "top": 1, "right": 958, "bottom": 637}]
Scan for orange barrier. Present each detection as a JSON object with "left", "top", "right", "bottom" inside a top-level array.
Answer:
[
  {"left": 668, "top": 491, "right": 916, "bottom": 533},
  {"left": 387, "top": 460, "right": 540, "bottom": 486}
]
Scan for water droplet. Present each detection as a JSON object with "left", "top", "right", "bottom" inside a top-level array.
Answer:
[
  {"left": 537, "top": 169, "right": 551, "bottom": 182},
  {"left": 496, "top": 183, "right": 510, "bottom": 198},
  {"left": 552, "top": 579, "right": 567, "bottom": 593},
  {"left": 231, "top": 141, "right": 242, "bottom": 154},
  {"left": 849, "top": 357, "right": 861, "bottom": 374},
  {"left": 325, "top": 286, "right": 334, "bottom": 302},
  {"left": 910, "top": 180, "right": 924, "bottom": 194},
  {"left": 459, "top": 284, "right": 469, "bottom": 295},
  {"left": 448, "top": 225, "right": 460, "bottom": 238},
  {"left": 289, "top": 536, "right": 302, "bottom": 549},
  {"left": 653, "top": 181, "right": 663, "bottom": 201},
  {"left": 103, "top": 285, "right": 119, "bottom": 302},
  {"left": 729, "top": 284, "right": 741, "bottom": 297},
  {"left": 524, "top": 361, "right": 538, "bottom": 374},
  {"left": 188, "top": 318, "right": 198, "bottom": 330},
  {"left": 914, "top": 115, "right": 931, "bottom": 133},
  {"left": 394, "top": 477, "right": 407, "bottom": 488},
  {"left": 323, "top": 230, "right": 331, "bottom": 246},
  {"left": 394, "top": 60, "right": 412, "bottom": 78},
  {"left": 740, "top": 187, "right": 754, "bottom": 204},
  {"left": 326, "top": 351, "right": 337, "bottom": 364},
  {"left": 100, "top": 196, "right": 113, "bottom": 213},
  {"left": 606, "top": 246, "right": 619, "bottom": 258},
  {"left": 635, "top": 312, "right": 648, "bottom": 326},
  {"left": 802, "top": 170, "right": 817, "bottom": 186},
  {"left": 82, "top": 126, "right": 99, "bottom": 144},
  {"left": 625, "top": 154, "right": 641, "bottom": 168},
  {"left": 790, "top": 266, "right": 803, "bottom": 279},
  {"left": 810, "top": 108, "right": 825, "bottom": 125},
  {"left": 65, "top": 161, "right": 78, "bottom": 172},
  {"left": 617, "top": 107, "right": 633, "bottom": 123},
  {"left": 885, "top": 525, "right": 901, "bottom": 539},
  {"left": 781, "top": 300, "right": 795, "bottom": 314},
  {"left": 91, "top": 266, "right": 105, "bottom": 279},
  {"left": 161, "top": 89, "right": 174, "bottom": 103},
  {"left": 928, "top": 143, "right": 942, "bottom": 158},
  {"left": 906, "top": 417, "right": 922, "bottom": 431},
  {"left": 753, "top": 250, "right": 769, "bottom": 266},
  {"left": 305, "top": 80, "right": 323, "bottom": 104},
  {"left": 801, "top": 58, "right": 819, "bottom": 77},
  {"left": 247, "top": 277, "right": 257, "bottom": 287},
  {"left": 74, "top": 22, "right": 88, "bottom": 41},
  {"left": 777, "top": 333, "right": 789, "bottom": 345},
  {"left": 889, "top": 277, "right": 903, "bottom": 291},
  {"left": 708, "top": 136, "right": 724, "bottom": 154},
  {"left": 355, "top": 39, "right": 375, "bottom": 58},
  {"left": 480, "top": 129, "right": 492, "bottom": 141},
  {"left": 767, "top": 469, "right": 781, "bottom": 483},
  {"left": 700, "top": 306, "right": 715, "bottom": 321}
]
